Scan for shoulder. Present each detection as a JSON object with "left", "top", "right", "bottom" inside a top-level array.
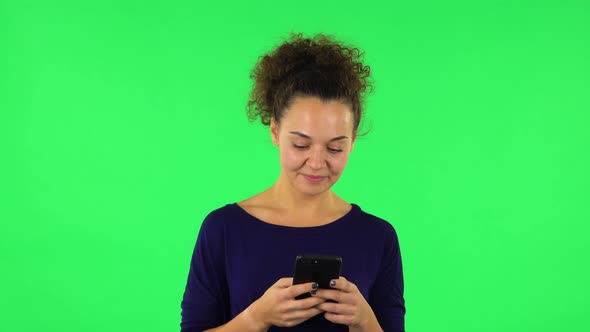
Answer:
[
  {"left": 353, "top": 204, "right": 401, "bottom": 243},
  {"left": 199, "top": 203, "right": 240, "bottom": 233},
  {"left": 203, "top": 203, "right": 238, "bottom": 220},
  {"left": 355, "top": 205, "right": 397, "bottom": 231}
]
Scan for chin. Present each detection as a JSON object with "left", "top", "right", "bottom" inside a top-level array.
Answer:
[{"left": 295, "top": 180, "right": 332, "bottom": 196}]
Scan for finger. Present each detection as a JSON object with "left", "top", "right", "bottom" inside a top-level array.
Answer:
[
  {"left": 286, "top": 306, "right": 324, "bottom": 319},
  {"left": 280, "top": 307, "right": 324, "bottom": 327},
  {"left": 316, "top": 301, "right": 356, "bottom": 315},
  {"left": 285, "top": 282, "right": 319, "bottom": 299},
  {"left": 274, "top": 277, "right": 294, "bottom": 288},
  {"left": 324, "top": 312, "right": 354, "bottom": 325},
  {"left": 299, "top": 307, "right": 324, "bottom": 319},
  {"left": 289, "top": 295, "right": 326, "bottom": 310},
  {"left": 313, "top": 289, "right": 353, "bottom": 303},
  {"left": 329, "top": 276, "right": 357, "bottom": 293}
]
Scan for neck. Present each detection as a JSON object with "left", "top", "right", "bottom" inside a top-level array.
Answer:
[{"left": 267, "top": 173, "right": 338, "bottom": 214}]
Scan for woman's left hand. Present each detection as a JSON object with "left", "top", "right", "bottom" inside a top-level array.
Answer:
[{"left": 313, "top": 277, "right": 382, "bottom": 331}]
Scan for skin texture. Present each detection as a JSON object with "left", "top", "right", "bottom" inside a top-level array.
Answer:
[
  {"left": 220, "top": 96, "right": 382, "bottom": 331},
  {"left": 271, "top": 95, "right": 355, "bottom": 199}
]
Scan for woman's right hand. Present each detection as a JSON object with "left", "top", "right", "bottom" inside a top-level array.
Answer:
[{"left": 245, "top": 277, "right": 326, "bottom": 330}]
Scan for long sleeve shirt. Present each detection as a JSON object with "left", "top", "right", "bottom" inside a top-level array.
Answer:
[{"left": 180, "top": 203, "right": 405, "bottom": 331}]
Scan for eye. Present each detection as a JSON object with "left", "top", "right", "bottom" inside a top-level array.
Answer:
[
  {"left": 327, "top": 147, "right": 343, "bottom": 153},
  {"left": 293, "top": 144, "right": 308, "bottom": 150}
]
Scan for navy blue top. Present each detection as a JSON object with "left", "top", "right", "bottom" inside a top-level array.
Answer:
[{"left": 180, "top": 203, "right": 405, "bottom": 331}]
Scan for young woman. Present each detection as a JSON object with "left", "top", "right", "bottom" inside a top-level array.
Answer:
[{"left": 180, "top": 32, "right": 405, "bottom": 332}]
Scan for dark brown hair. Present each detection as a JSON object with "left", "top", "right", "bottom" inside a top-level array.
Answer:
[{"left": 246, "top": 32, "right": 373, "bottom": 134}]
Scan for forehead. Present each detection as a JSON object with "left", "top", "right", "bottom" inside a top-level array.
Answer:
[{"left": 281, "top": 96, "right": 353, "bottom": 133}]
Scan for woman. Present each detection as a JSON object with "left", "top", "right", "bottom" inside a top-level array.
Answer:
[{"left": 180, "top": 32, "right": 405, "bottom": 332}]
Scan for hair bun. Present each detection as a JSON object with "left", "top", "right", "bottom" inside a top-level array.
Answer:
[{"left": 247, "top": 32, "right": 372, "bottom": 133}]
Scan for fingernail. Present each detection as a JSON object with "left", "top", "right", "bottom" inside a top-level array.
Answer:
[
  {"left": 310, "top": 290, "right": 317, "bottom": 296},
  {"left": 330, "top": 280, "right": 336, "bottom": 287},
  {"left": 312, "top": 282, "right": 319, "bottom": 289}
]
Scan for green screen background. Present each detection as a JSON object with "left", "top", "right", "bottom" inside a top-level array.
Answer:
[{"left": 1, "top": 1, "right": 588, "bottom": 331}]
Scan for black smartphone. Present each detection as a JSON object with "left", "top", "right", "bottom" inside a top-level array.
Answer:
[{"left": 292, "top": 254, "right": 342, "bottom": 300}]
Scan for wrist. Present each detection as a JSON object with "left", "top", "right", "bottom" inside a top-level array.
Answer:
[
  {"left": 240, "top": 300, "right": 269, "bottom": 332},
  {"left": 349, "top": 309, "right": 382, "bottom": 332},
  {"left": 349, "top": 321, "right": 383, "bottom": 332}
]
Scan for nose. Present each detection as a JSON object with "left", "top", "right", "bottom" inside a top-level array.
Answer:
[{"left": 306, "top": 147, "right": 326, "bottom": 170}]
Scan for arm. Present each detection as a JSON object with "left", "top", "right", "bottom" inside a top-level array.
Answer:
[
  {"left": 202, "top": 306, "right": 267, "bottom": 332},
  {"left": 180, "top": 212, "right": 231, "bottom": 331},
  {"left": 368, "top": 225, "right": 405, "bottom": 332}
]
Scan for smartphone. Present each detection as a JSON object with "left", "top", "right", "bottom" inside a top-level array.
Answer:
[{"left": 292, "top": 254, "right": 342, "bottom": 300}]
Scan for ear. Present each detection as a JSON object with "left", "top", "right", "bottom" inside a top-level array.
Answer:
[{"left": 270, "top": 118, "right": 279, "bottom": 146}]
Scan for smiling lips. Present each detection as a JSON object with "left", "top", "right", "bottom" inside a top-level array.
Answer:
[{"left": 303, "top": 174, "right": 326, "bottom": 183}]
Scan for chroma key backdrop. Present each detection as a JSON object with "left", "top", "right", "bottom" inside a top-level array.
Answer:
[{"left": 1, "top": 1, "right": 588, "bottom": 331}]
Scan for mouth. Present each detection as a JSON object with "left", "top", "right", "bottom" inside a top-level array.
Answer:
[{"left": 302, "top": 174, "right": 326, "bottom": 184}]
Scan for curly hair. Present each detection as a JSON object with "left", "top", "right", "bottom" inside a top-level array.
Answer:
[{"left": 246, "top": 32, "right": 373, "bottom": 134}]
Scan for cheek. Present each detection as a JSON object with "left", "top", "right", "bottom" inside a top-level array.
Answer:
[
  {"left": 280, "top": 148, "right": 303, "bottom": 169},
  {"left": 329, "top": 154, "right": 351, "bottom": 173}
]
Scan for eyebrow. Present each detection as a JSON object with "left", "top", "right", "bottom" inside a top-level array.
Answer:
[{"left": 288, "top": 131, "right": 349, "bottom": 142}]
